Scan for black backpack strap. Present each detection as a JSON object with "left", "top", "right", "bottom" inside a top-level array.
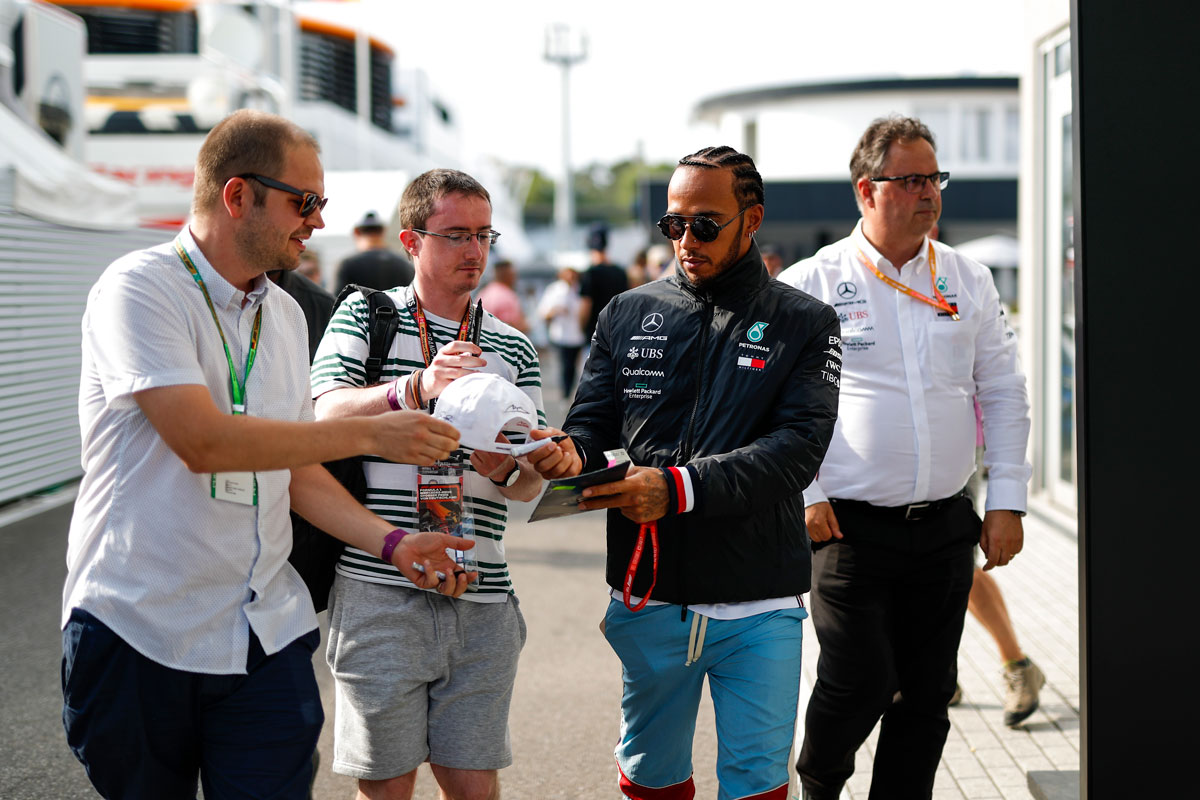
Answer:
[
  {"left": 329, "top": 283, "right": 402, "bottom": 386},
  {"left": 364, "top": 289, "right": 401, "bottom": 386}
]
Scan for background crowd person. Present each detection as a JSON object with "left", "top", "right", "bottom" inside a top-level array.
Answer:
[
  {"left": 960, "top": 398, "right": 1044, "bottom": 726},
  {"left": 645, "top": 243, "right": 674, "bottom": 280},
  {"left": 577, "top": 222, "right": 627, "bottom": 342},
  {"left": 60, "top": 109, "right": 469, "bottom": 800},
  {"left": 334, "top": 209, "right": 414, "bottom": 294},
  {"left": 311, "top": 168, "right": 544, "bottom": 800},
  {"left": 964, "top": 568, "right": 1045, "bottom": 724},
  {"left": 478, "top": 257, "right": 529, "bottom": 333},
  {"left": 296, "top": 249, "right": 324, "bottom": 286},
  {"left": 626, "top": 247, "right": 651, "bottom": 288},
  {"left": 779, "top": 115, "right": 1032, "bottom": 800},
  {"left": 536, "top": 264, "right": 586, "bottom": 398},
  {"left": 527, "top": 145, "right": 841, "bottom": 800},
  {"left": 267, "top": 265, "right": 334, "bottom": 363},
  {"left": 760, "top": 244, "right": 785, "bottom": 278}
]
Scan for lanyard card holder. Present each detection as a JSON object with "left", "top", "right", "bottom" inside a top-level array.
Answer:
[{"left": 417, "top": 459, "right": 479, "bottom": 588}]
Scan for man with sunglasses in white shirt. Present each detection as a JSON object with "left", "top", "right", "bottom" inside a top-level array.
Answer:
[
  {"left": 311, "top": 169, "right": 545, "bottom": 800},
  {"left": 62, "top": 110, "right": 470, "bottom": 800},
  {"left": 778, "top": 116, "right": 1032, "bottom": 800},
  {"left": 527, "top": 146, "right": 840, "bottom": 800}
]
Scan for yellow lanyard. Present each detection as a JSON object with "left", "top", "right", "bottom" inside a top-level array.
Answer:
[
  {"left": 855, "top": 242, "right": 960, "bottom": 321},
  {"left": 174, "top": 238, "right": 263, "bottom": 414}
]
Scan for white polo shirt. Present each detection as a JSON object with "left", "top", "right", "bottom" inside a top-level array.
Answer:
[
  {"left": 778, "top": 221, "right": 1031, "bottom": 512},
  {"left": 63, "top": 227, "right": 318, "bottom": 674}
]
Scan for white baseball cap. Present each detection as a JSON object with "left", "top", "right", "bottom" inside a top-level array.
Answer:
[{"left": 433, "top": 372, "right": 538, "bottom": 453}]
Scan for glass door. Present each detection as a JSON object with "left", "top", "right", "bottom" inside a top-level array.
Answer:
[{"left": 1041, "top": 30, "right": 1077, "bottom": 508}]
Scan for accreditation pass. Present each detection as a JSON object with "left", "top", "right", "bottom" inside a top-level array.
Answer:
[{"left": 212, "top": 472, "right": 256, "bottom": 505}]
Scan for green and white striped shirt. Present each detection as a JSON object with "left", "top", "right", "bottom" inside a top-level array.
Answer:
[{"left": 311, "top": 285, "right": 545, "bottom": 601}]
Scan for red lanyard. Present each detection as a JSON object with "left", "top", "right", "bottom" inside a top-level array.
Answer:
[
  {"left": 407, "top": 290, "right": 473, "bottom": 367},
  {"left": 623, "top": 522, "right": 658, "bottom": 612},
  {"left": 856, "top": 242, "right": 959, "bottom": 320}
]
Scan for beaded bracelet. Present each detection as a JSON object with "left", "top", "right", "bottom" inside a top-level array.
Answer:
[{"left": 411, "top": 369, "right": 425, "bottom": 409}]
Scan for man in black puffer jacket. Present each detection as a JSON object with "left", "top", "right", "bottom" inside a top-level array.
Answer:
[{"left": 527, "top": 146, "right": 841, "bottom": 800}]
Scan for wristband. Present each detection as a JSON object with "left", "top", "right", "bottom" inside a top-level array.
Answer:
[
  {"left": 411, "top": 369, "right": 425, "bottom": 409},
  {"left": 386, "top": 378, "right": 403, "bottom": 411},
  {"left": 398, "top": 373, "right": 418, "bottom": 411},
  {"left": 660, "top": 468, "right": 679, "bottom": 514},
  {"left": 661, "top": 466, "right": 696, "bottom": 514},
  {"left": 380, "top": 528, "right": 408, "bottom": 565}
]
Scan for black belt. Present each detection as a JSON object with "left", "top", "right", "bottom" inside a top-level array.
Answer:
[{"left": 830, "top": 489, "right": 968, "bottom": 522}]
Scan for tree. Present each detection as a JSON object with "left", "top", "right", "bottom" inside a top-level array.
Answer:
[{"left": 515, "top": 159, "right": 673, "bottom": 226}]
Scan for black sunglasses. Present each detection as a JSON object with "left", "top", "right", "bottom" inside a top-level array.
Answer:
[
  {"left": 657, "top": 206, "right": 750, "bottom": 243},
  {"left": 239, "top": 173, "right": 328, "bottom": 216}
]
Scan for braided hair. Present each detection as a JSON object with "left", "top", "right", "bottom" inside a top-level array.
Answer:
[{"left": 677, "top": 146, "right": 764, "bottom": 210}]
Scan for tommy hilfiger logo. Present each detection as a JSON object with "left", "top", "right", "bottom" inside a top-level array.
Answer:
[{"left": 737, "top": 356, "right": 765, "bottom": 370}]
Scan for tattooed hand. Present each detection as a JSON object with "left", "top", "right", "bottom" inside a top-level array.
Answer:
[{"left": 578, "top": 465, "right": 669, "bottom": 524}]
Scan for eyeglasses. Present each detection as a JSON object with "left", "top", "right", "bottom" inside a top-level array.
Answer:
[
  {"left": 412, "top": 229, "right": 501, "bottom": 247},
  {"left": 657, "top": 206, "right": 750, "bottom": 243},
  {"left": 239, "top": 173, "right": 328, "bottom": 216},
  {"left": 868, "top": 172, "right": 950, "bottom": 194}
]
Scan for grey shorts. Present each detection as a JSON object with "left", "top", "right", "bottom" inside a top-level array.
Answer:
[{"left": 325, "top": 576, "right": 527, "bottom": 779}]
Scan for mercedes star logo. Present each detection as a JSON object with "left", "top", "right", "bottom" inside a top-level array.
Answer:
[
  {"left": 837, "top": 282, "right": 858, "bottom": 299},
  {"left": 641, "top": 313, "right": 664, "bottom": 332}
]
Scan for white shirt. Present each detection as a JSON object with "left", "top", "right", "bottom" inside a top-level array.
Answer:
[
  {"left": 778, "top": 221, "right": 1031, "bottom": 512},
  {"left": 536, "top": 278, "right": 586, "bottom": 347},
  {"left": 63, "top": 227, "right": 318, "bottom": 674}
]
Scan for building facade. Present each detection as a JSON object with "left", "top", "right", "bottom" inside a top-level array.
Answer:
[{"left": 643, "top": 76, "right": 1020, "bottom": 299}]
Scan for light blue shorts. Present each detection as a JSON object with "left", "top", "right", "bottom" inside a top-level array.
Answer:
[{"left": 603, "top": 600, "right": 806, "bottom": 800}]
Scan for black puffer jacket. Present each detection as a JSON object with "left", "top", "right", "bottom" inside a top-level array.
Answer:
[{"left": 564, "top": 243, "right": 841, "bottom": 604}]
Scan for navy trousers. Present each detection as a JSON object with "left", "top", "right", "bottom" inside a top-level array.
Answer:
[{"left": 62, "top": 608, "right": 322, "bottom": 800}]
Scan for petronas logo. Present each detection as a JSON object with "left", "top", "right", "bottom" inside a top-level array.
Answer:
[{"left": 748, "top": 322, "right": 769, "bottom": 342}]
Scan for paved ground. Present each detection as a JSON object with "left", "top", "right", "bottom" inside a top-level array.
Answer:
[{"left": 0, "top": 380, "right": 1081, "bottom": 799}]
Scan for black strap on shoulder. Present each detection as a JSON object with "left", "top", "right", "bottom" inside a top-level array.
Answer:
[
  {"left": 334, "top": 284, "right": 401, "bottom": 386},
  {"left": 364, "top": 289, "right": 400, "bottom": 385}
]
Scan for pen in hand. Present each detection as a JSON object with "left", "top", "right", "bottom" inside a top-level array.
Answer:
[
  {"left": 507, "top": 434, "right": 568, "bottom": 458},
  {"left": 411, "top": 562, "right": 467, "bottom": 582}
]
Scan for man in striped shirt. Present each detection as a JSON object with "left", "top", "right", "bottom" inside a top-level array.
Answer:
[{"left": 311, "top": 169, "right": 545, "bottom": 800}]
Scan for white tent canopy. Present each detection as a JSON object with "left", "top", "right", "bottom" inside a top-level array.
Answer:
[
  {"left": 0, "top": 102, "right": 136, "bottom": 230},
  {"left": 953, "top": 233, "right": 1019, "bottom": 269}
]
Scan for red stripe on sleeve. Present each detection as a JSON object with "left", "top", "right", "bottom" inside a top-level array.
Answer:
[{"left": 666, "top": 467, "right": 687, "bottom": 514}]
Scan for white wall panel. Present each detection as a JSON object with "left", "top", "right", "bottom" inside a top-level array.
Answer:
[{"left": 0, "top": 171, "right": 167, "bottom": 505}]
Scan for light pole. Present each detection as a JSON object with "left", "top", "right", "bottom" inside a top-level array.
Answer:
[{"left": 543, "top": 23, "right": 587, "bottom": 256}]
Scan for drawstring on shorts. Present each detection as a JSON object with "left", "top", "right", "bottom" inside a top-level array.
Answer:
[
  {"left": 424, "top": 592, "right": 466, "bottom": 649},
  {"left": 684, "top": 611, "right": 708, "bottom": 667}
]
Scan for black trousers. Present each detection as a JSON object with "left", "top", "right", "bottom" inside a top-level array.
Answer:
[{"left": 797, "top": 497, "right": 979, "bottom": 800}]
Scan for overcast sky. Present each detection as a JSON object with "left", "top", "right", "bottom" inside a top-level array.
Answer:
[{"left": 298, "top": 0, "right": 1025, "bottom": 173}]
